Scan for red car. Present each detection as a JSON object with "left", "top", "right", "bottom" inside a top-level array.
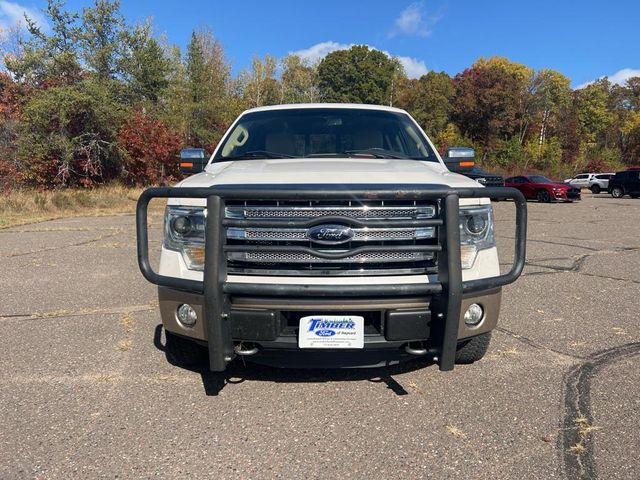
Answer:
[{"left": 505, "top": 175, "right": 581, "bottom": 202}]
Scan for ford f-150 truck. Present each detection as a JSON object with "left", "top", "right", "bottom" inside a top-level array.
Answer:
[{"left": 136, "top": 104, "right": 527, "bottom": 372}]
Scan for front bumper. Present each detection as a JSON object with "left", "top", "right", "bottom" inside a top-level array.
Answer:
[
  {"left": 554, "top": 189, "right": 581, "bottom": 201},
  {"left": 137, "top": 184, "right": 527, "bottom": 372},
  {"left": 159, "top": 285, "right": 501, "bottom": 353}
]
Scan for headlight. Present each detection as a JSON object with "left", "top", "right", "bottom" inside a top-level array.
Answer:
[
  {"left": 459, "top": 205, "right": 494, "bottom": 269},
  {"left": 164, "top": 206, "right": 206, "bottom": 270}
]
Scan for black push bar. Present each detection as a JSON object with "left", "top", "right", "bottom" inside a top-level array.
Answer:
[{"left": 136, "top": 184, "right": 527, "bottom": 372}]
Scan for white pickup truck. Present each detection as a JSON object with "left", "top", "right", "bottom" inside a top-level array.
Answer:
[{"left": 136, "top": 104, "right": 527, "bottom": 372}]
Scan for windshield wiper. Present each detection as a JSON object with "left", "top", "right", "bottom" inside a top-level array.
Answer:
[
  {"left": 221, "top": 150, "right": 295, "bottom": 161},
  {"left": 304, "top": 153, "right": 343, "bottom": 158},
  {"left": 344, "top": 149, "right": 408, "bottom": 159}
]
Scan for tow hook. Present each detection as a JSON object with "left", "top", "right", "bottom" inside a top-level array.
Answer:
[
  {"left": 234, "top": 342, "right": 259, "bottom": 356},
  {"left": 404, "top": 342, "right": 428, "bottom": 356}
]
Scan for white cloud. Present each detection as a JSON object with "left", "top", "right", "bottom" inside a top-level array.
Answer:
[
  {"left": 291, "top": 41, "right": 428, "bottom": 79},
  {"left": 390, "top": 2, "right": 439, "bottom": 38},
  {"left": 0, "top": 1, "right": 48, "bottom": 32},
  {"left": 575, "top": 68, "right": 640, "bottom": 89},
  {"left": 396, "top": 55, "right": 428, "bottom": 78},
  {"left": 291, "top": 41, "right": 352, "bottom": 65}
]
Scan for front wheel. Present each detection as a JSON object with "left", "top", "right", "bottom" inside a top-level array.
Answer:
[
  {"left": 537, "top": 189, "right": 551, "bottom": 203},
  {"left": 455, "top": 332, "right": 492, "bottom": 364},
  {"left": 611, "top": 186, "right": 624, "bottom": 198},
  {"left": 590, "top": 184, "right": 601, "bottom": 194}
]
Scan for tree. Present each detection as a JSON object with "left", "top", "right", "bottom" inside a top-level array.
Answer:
[
  {"left": 474, "top": 57, "right": 534, "bottom": 144},
  {"left": 5, "top": 0, "right": 82, "bottom": 86},
  {"left": 280, "top": 55, "right": 319, "bottom": 104},
  {"left": 16, "top": 79, "right": 128, "bottom": 186},
  {"left": 121, "top": 21, "right": 171, "bottom": 104},
  {"left": 0, "top": 73, "right": 26, "bottom": 187},
  {"left": 576, "top": 79, "right": 613, "bottom": 145},
  {"left": 81, "top": 0, "right": 124, "bottom": 80},
  {"left": 241, "top": 54, "right": 279, "bottom": 108},
  {"left": 317, "top": 45, "right": 404, "bottom": 105},
  {"left": 531, "top": 69, "right": 571, "bottom": 150},
  {"left": 117, "top": 109, "right": 182, "bottom": 185},
  {"left": 184, "top": 29, "right": 233, "bottom": 147},
  {"left": 452, "top": 62, "right": 521, "bottom": 153},
  {"left": 396, "top": 71, "right": 453, "bottom": 138},
  {"left": 556, "top": 93, "right": 581, "bottom": 164}
]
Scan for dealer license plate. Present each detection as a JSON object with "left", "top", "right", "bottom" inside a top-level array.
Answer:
[{"left": 298, "top": 315, "right": 364, "bottom": 349}]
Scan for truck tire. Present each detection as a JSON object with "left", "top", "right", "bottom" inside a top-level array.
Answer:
[
  {"left": 611, "top": 186, "right": 624, "bottom": 198},
  {"left": 590, "top": 184, "right": 601, "bottom": 194},
  {"left": 165, "top": 330, "right": 206, "bottom": 367},
  {"left": 455, "top": 332, "right": 492, "bottom": 364}
]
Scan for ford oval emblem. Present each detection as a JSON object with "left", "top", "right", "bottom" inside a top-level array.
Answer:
[
  {"left": 307, "top": 224, "right": 354, "bottom": 245},
  {"left": 315, "top": 329, "right": 336, "bottom": 337}
]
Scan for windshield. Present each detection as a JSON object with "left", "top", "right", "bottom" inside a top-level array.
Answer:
[
  {"left": 213, "top": 108, "right": 438, "bottom": 162},
  {"left": 529, "top": 176, "right": 554, "bottom": 183}
]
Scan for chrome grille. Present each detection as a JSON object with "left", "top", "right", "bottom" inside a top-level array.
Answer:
[
  {"left": 225, "top": 205, "right": 435, "bottom": 219},
  {"left": 229, "top": 251, "right": 434, "bottom": 263},
  {"left": 228, "top": 227, "right": 435, "bottom": 242},
  {"left": 225, "top": 200, "right": 440, "bottom": 276}
]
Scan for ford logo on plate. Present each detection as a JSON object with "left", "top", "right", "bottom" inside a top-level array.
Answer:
[
  {"left": 307, "top": 224, "right": 354, "bottom": 245},
  {"left": 315, "top": 329, "right": 336, "bottom": 337}
]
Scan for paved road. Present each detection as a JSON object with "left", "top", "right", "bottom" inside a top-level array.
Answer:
[{"left": 1, "top": 194, "right": 638, "bottom": 479}]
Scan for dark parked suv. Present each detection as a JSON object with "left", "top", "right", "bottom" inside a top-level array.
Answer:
[{"left": 608, "top": 170, "right": 640, "bottom": 198}]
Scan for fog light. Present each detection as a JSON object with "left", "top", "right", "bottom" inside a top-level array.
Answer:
[
  {"left": 176, "top": 304, "right": 197, "bottom": 327},
  {"left": 464, "top": 303, "right": 484, "bottom": 326}
]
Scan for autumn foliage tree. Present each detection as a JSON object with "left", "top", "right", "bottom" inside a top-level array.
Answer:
[
  {"left": 117, "top": 109, "right": 182, "bottom": 185},
  {"left": 2, "top": 0, "right": 640, "bottom": 189}
]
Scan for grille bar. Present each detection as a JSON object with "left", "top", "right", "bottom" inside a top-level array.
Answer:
[
  {"left": 225, "top": 205, "right": 436, "bottom": 220},
  {"left": 227, "top": 226, "right": 436, "bottom": 242},
  {"left": 228, "top": 250, "right": 436, "bottom": 264}
]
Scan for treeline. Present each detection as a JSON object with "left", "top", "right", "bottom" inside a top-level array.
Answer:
[{"left": 1, "top": 0, "right": 639, "bottom": 189}]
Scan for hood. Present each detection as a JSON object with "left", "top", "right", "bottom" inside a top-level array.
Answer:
[
  {"left": 170, "top": 158, "right": 485, "bottom": 206},
  {"left": 549, "top": 182, "right": 573, "bottom": 189}
]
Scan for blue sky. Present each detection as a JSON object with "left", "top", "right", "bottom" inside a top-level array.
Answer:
[{"left": 1, "top": 0, "right": 639, "bottom": 88}]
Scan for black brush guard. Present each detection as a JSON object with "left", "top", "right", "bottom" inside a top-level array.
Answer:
[{"left": 136, "top": 184, "right": 527, "bottom": 372}]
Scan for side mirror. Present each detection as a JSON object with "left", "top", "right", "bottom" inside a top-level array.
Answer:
[
  {"left": 179, "top": 148, "right": 207, "bottom": 174},
  {"left": 444, "top": 147, "right": 475, "bottom": 173}
]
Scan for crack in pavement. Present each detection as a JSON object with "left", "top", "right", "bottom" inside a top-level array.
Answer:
[
  {"left": 2, "top": 230, "right": 124, "bottom": 258},
  {"left": 500, "top": 235, "right": 601, "bottom": 252},
  {"left": 523, "top": 247, "right": 640, "bottom": 284},
  {"left": 495, "top": 327, "right": 586, "bottom": 361},
  {"left": 0, "top": 304, "right": 156, "bottom": 321},
  {"left": 0, "top": 227, "right": 123, "bottom": 234},
  {"left": 559, "top": 342, "right": 640, "bottom": 480}
]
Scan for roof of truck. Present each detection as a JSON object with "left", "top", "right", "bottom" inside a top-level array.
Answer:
[{"left": 242, "top": 103, "right": 408, "bottom": 114}]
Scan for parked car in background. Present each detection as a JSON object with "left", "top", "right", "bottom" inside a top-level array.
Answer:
[
  {"left": 462, "top": 165, "right": 505, "bottom": 188},
  {"left": 564, "top": 172, "right": 614, "bottom": 193},
  {"left": 608, "top": 170, "right": 640, "bottom": 198},
  {"left": 505, "top": 175, "right": 581, "bottom": 202}
]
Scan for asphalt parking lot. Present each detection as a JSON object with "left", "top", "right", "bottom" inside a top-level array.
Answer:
[{"left": 1, "top": 193, "right": 638, "bottom": 479}]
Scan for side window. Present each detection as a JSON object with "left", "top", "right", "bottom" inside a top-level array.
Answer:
[{"left": 576, "top": 174, "right": 588, "bottom": 179}]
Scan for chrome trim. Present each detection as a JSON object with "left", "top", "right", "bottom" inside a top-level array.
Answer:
[
  {"left": 227, "top": 250, "right": 435, "bottom": 264},
  {"left": 226, "top": 226, "right": 436, "bottom": 241},
  {"left": 226, "top": 266, "right": 432, "bottom": 276},
  {"left": 225, "top": 205, "right": 436, "bottom": 219}
]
